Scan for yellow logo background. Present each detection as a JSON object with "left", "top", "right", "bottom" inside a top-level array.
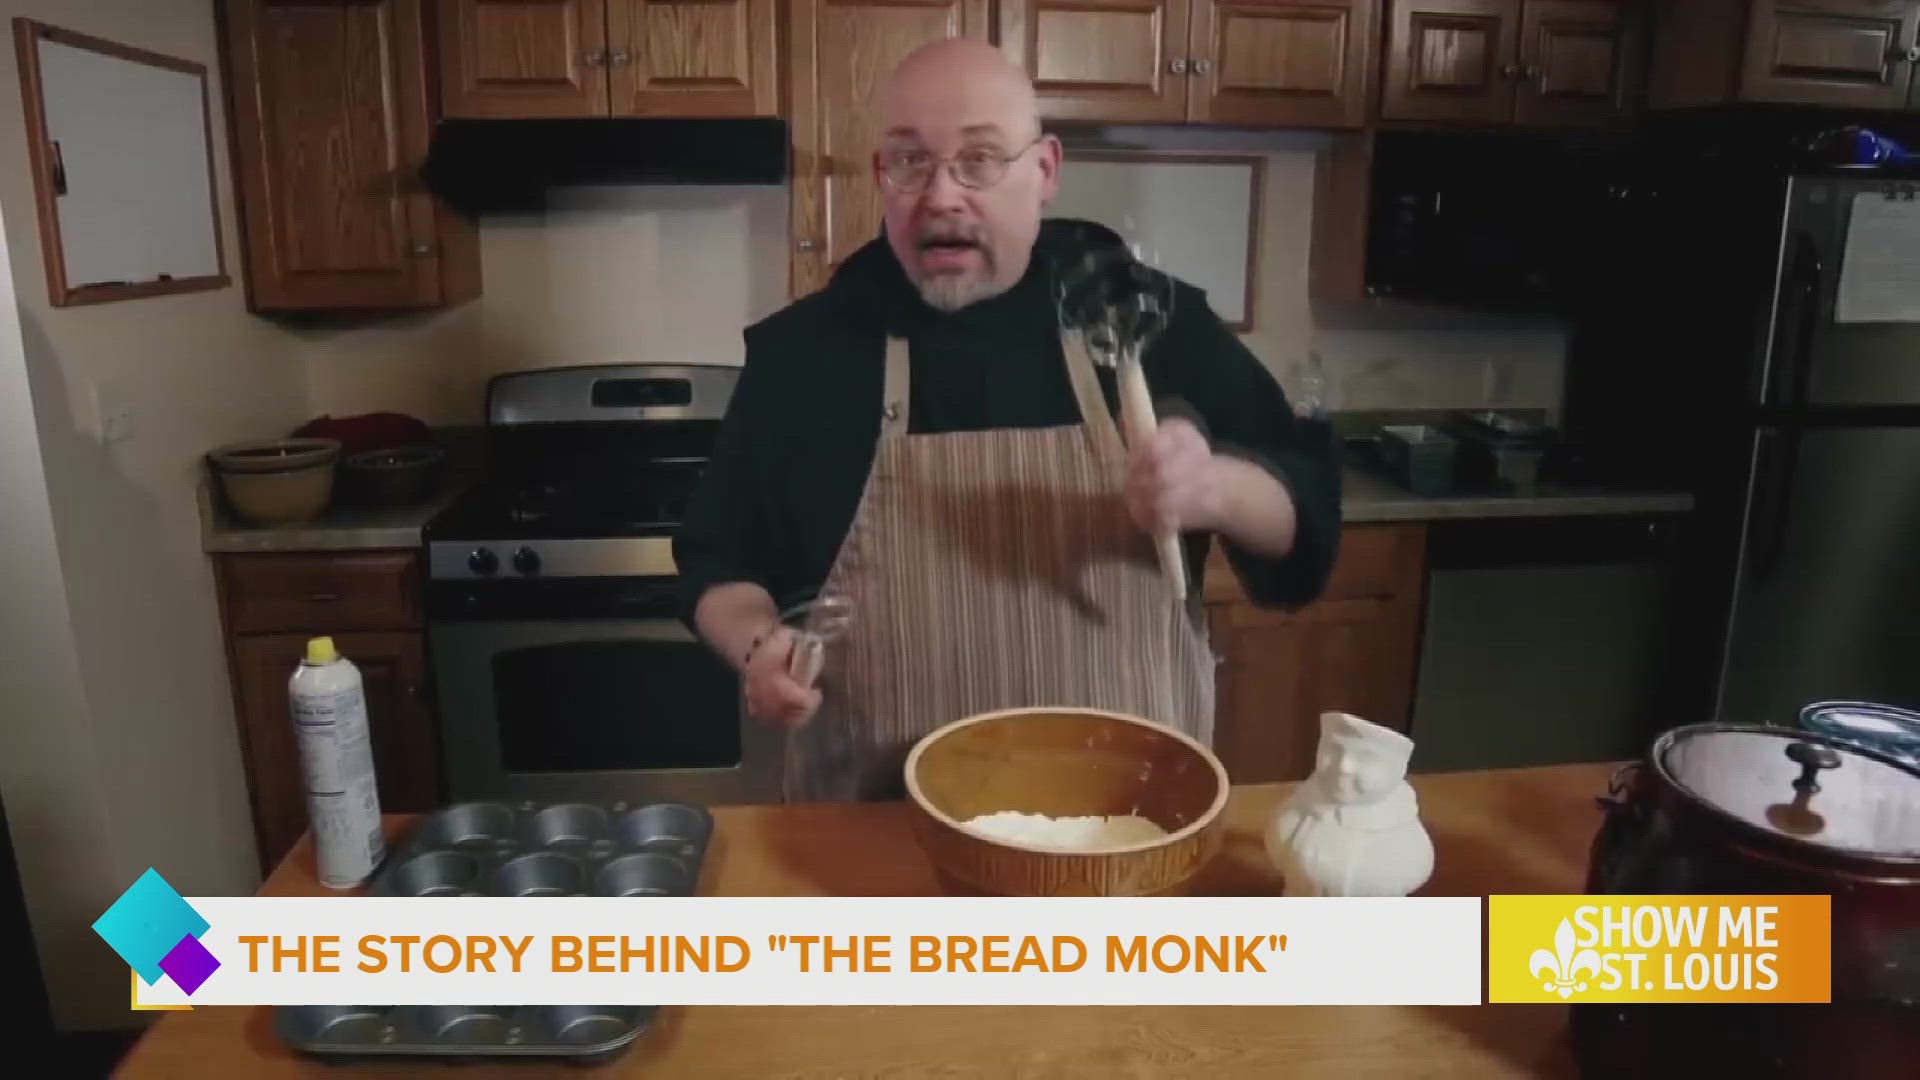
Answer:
[{"left": 1488, "top": 895, "right": 1829, "bottom": 1004}]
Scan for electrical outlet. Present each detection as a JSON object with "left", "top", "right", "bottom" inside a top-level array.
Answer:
[{"left": 94, "top": 382, "right": 134, "bottom": 444}]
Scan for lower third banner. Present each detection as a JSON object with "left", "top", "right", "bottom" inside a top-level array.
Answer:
[{"left": 126, "top": 896, "right": 1482, "bottom": 1007}]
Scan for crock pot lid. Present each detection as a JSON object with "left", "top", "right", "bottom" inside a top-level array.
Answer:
[
  {"left": 1800, "top": 701, "right": 1920, "bottom": 751},
  {"left": 1661, "top": 728, "right": 1920, "bottom": 857}
]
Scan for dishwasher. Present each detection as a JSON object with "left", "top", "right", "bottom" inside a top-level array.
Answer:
[{"left": 1406, "top": 513, "right": 1695, "bottom": 774}]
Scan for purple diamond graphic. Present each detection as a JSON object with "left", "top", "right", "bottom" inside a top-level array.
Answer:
[{"left": 158, "top": 933, "right": 219, "bottom": 995}]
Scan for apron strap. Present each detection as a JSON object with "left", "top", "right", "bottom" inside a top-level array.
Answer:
[
  {"left": 882, "top": 331, "right": 1127, "bottom": 458},
  {"left": 1060, "top": 329, "right": 1127, "bottom": 461},
  {"left": 882, "top": 337, "right": 910, "bottom": 439}
]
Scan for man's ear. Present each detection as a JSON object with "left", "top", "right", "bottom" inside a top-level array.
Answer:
[{"left": 1036, "top": 133, "right": 1064, "bottom": 203}]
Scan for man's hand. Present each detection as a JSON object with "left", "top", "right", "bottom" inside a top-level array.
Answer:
[
  {"left": 694, "top": 582, "right": 824, "bottom": 728},
  {"left": 742, "top": 625, "right": 822, "bottom": 728},
  {"left": 1124, "top": 416, "right": 1224, "bottom": 535},
  {"left": 1125, "top": 415, "right": 1300, "bottom": 558}
]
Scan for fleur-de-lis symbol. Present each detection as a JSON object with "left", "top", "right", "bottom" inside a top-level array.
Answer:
[{"left": 1528, "top": 917, "right": 1601, "bottom": 999}]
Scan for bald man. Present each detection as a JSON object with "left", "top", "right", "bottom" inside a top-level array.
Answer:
[{"left": 676, "top": 39, "right": 1343, "bottom": 802}]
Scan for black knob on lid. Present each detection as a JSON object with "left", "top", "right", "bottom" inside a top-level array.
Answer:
[
  {"left": 1785, "top": 741, "right": 1841, "bottom": 794},
  {"left": 512, "top": 547, "right": 540, "bottom": 575},
  {"left": 467, "top": 548, "right": 498, "bottom": 576}
]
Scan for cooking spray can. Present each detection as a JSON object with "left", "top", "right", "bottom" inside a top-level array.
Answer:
[{"left": 288, "top": 636, "right": 384, "bottom": 888}]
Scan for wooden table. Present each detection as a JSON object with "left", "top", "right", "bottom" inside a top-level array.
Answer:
[{"left": 113, "top": 761, "right": 1619, "bottom": 1079}]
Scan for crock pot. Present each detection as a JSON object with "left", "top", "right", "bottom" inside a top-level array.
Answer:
[{"left": 1572, "top": 723, "right": 1919, "bottom": 1079}]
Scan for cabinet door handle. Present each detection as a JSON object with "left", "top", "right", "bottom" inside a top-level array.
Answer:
[
  {"left": 582, "top": 50, "right": 605, "bottom": 66},
  {"left": 1192, "top": 58, "right": 1212, "bottom": 76},
  {"left": 1503, "top": 63, "right": 1523, "bottom": 79},
  {"left": 410, "top": 244, "right": 432, "bottom": 257},
  {"left": 305, "top": 592, "right": 341, "bottom": 603},
  {"left": 1169, "top": 58, "right": 1188, "bottom": 75},
  {"left": 609, "top": 50, "right": 631, "bottom": 66},
  {"left": 1896, "top": 45, "right": 1920, "bottom": 64},
  {"left": 797, "top": 238, "right": 818, "bottom": 252}
]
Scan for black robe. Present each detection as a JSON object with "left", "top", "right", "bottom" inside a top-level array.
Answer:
[{"left": 673, "top": 218, "right": 1345, "bottom": 629}]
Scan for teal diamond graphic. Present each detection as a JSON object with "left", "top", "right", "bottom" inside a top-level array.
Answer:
[{"left": 93, "top": 869, "right": 209, "bottom": 985}]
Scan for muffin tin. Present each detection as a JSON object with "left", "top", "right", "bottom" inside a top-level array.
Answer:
[{"left": 276, "top": 799, "right": 714, "bottom": 1065}]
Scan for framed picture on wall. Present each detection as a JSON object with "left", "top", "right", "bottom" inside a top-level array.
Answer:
[{"left": 1046, "top": 150, "right": 1264, "bottom": 331}]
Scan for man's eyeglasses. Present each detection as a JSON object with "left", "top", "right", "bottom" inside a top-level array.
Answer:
[{"left": 879, "top": 135, "right": 1046, "bottom": 193}]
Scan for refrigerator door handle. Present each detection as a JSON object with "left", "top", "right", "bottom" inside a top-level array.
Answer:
[
  {"left": 1766, "top": 230, "right": 1823, "bottom": 407},
  {"left": 1747, "top": 427, "right": 1799, "bottom": 585}
]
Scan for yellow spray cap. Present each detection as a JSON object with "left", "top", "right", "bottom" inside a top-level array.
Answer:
[{"left": 305, "top": 636, "right": 338, "bottom": 664}]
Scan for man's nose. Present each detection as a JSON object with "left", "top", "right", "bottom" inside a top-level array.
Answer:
[{"left": 917, "top": 161, "right": 969, "bottom": 211}]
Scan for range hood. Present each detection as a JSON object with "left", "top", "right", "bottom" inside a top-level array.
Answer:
[{"left": 421, "top": 117, "right": 788, "bottom": 214}]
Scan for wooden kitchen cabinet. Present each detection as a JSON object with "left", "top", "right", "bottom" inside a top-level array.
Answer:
[
  {"left": 1649, "top": 0, "right": 1920, "bottom": 111},
  {"left": 787, "top": 0, "right": 997, "bottom": 298},
  {"left": 1309, "top": 127, "right": 1374, "bottom": 303},
  {"left": 437, "top": 0, "right": 608, "bottom": 117},
  {"left": 1514, "top": 0, "right": 1645, "bottom": 125},
  {"left": 1382, "top": 0, "right": 1644, "bottom": 127},
  {"left": 439, "top": 0, "right": 778, "bottom": 119},
  {"left": 1000, "top": 0, "right": 1378, "bottom": 128},
  {"left": 1001, "top": 0, "right": 1190, "bottom": 122},
  {"left": 1383, "top": 0, "right": 1522, "bottom": 123},
  {"left": 217, "top": 0, "right": 482, "bottom": 312},
  {"left": 1195, "top": 0, "right": 1381, "bottom": 127},
  {"left": 213, "top": 552, "right": 443, "bottom": 875},
  {"left": 1205, "top": 523, "right": 1427, "bottom": 784}
]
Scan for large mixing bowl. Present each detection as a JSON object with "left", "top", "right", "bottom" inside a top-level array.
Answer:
[{"left": 903, "top": 707, "right": 1229, "bottom": 897}]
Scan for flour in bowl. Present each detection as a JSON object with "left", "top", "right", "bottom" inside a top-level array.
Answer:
[{"left": 960, "top": 811, "right": 1170, "bottom": 851}]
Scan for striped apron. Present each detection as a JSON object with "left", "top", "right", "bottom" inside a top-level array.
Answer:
[{"left": 782, "top": 330, "right": 1217, "bottom": 803}]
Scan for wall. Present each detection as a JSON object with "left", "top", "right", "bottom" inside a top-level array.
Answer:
[
  {"left": 301, "top": 139, "right": 1564, "bottom": 426},
  {"left": 0, "top": 0, "right": 308, "bottom": 1028},
  {"left": 0, "top": 177, "right": 122, "bottom": 1041},
  {"left": 1060, "top": 129, "right": 1568, "bottom": 417},
  {"left": 298, "top": 184, "right": 791, "bottom": 425}
]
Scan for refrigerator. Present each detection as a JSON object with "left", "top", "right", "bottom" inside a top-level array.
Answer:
[{"left": 1587, "top": 109, "right": 1920, "bottom": 729}]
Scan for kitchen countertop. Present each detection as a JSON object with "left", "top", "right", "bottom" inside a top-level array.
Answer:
[
  {"left": 197, "top": 464, "right": 1691, "bottom": 554},
  {"left": 1340, "top": 466, "right": 1693, "bottom": 522},
  {"left": 197, "top": 471, "right": 474, "bottom": 553},
  {"left": 113, "top": 760, "right": 1617, "bottom": 1079}
]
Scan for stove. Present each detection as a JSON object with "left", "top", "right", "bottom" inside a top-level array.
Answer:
[
  {"left": 422, "top": 363, "right": 785, "bottom": 807},
  {"left": 424, "top": 365, "right": 731, "bottom": 585}
]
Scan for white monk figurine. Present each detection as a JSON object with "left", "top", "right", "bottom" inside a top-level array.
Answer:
[{"left": 1264, "top": 711, "right": 1434, "bottom": 897}]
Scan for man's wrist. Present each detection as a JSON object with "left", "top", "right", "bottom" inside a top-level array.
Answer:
[
  {"left": 736, "top": 619, "right": 783, "bottom": 671},
  {"left": 739, "top": 630, "right": 769, "bottom": 671},
  {"left": 1207, "top": 451, "right": 1296, "bottom": 555},
  {"left": 1201, "top": 452, "right": 1241, "bottom": 534}
]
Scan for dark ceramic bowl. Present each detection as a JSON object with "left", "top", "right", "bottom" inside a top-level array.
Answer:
[{"left": 339, "top": 445, "right": 446, "bottom": 507}]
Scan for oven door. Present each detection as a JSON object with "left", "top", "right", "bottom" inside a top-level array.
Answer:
[{"left": 429, "top": 617, "right": 786, "bottom": 807}]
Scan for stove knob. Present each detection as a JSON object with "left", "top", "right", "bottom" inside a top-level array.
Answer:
[
  {"left": 512, "top": 547, "right": 541, "bottom": 576},
  {"left": 467, "top": 548, "right": 498, "bottom": 576}
]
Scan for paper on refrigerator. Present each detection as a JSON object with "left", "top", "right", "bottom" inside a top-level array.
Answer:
[{"left": 1835, "top": 192, "right": 1920, "bottom": 324}]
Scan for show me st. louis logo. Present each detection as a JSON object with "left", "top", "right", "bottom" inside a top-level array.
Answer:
[
  {"left": 1529, "top": 917, "right": 1600, "bottom": 999},
  {"left": 92, "top": 868, "right": 219, "bottom": 1010}
]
